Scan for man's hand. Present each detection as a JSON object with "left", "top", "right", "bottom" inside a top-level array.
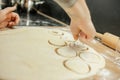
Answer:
[
  {"left": 0, "top": 5, "right": 20, "bottom": 29},
  {"left": 68, "top": 0, "right": 96, "bottom": 42},
  {"left": 55, "top": 0, "right": 96, "bottom": 42}
]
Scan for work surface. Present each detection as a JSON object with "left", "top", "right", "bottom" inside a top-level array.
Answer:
[{"left": 0, "top": 27, "right": 120, "bottom": 80}]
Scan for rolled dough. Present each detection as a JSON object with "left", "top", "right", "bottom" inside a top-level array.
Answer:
[{"left": 0, "top": 27, "right": 105, "bottom": 80}]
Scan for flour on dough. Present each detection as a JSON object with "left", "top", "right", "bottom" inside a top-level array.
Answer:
[
  {"left": 0, "top": 27, "right": 106, "bottom": 80},
  {"left": 80, "top": 52, "right": 100, "bottom": 63},
  {"left": 55, "top": 46, "right": 76, "bottom": 58},
  {"left": 48, "top": 37, "right": 67, "bottom": 47},
  {"left": 64, "top": 57, "right": 90, "bottom": 74}
]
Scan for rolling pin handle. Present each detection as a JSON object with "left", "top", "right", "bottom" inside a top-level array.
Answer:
[{"left": 96, "top": 32, "right": 103, "bottom": 39}]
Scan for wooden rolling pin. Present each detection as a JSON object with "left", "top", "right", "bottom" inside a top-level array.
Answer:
[{"left": 96, "top": 32, "right": 120, "bottom": 51}]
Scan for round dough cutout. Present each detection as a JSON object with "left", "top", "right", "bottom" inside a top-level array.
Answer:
[
  {"left": 80, "top": 52, "right": 100, "bottom": 63},
  {"left": 56, "top": 46, "right": 76, "bottom": 58},
  {"left": 64, "top": 57, "right": 90, "bottom": 74},
  {"left": 48, "top": 37, "right": 66, "bottom": 47}
]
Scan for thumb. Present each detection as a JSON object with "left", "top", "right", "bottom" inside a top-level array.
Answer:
[{"left": 2, "top": 6, "right": 16, "bottom": 15}]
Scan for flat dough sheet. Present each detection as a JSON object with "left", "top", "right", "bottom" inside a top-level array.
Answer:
[{"left": 0, "top": 27, "right": 105, "bottom": 80}]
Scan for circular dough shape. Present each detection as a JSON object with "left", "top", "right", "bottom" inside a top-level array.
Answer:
[
  {"left": 48, "top": 37, "right": 67, "bottom": 47},
  {"left": 80, "top": 52, "right": 100, "bottom": 63},
  {"left": 48, "top": 30, "right": 64, "bottom": 36},
  {"left": 69, "top": 41, "right": 88, "bottom": 52},
  {"left": 64, "top": 57, "right": 90, "bottom": 74},
  {"left": 56, "top": 46, "right": 76, "bottom": 58}
]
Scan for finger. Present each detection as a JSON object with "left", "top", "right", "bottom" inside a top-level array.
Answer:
[
  {"left": 13, "top": 13, "right": 20, "bottom": 25},
  {"left": 2, "top": 6, "right": 16, "bottom": 15},
  {"left": 0, "top": 21, "right": 8, "bottom": 29},
  {"left": 70, "top": 22, "right": 81, "bottom": 40},
  {"left": 7, "top": 22, "right": 14, "bottom": 28},
  {"left": 78, "top": 31, "right": 87, "bottom": 43},
  {"left": 10, "top": 12, "right": 20, "bottom": 25},
  {"left": 80, "top": 22, "right": 96, "bottom": 40},
  {"left": 7, "top": 12, "right": 20, "bottom": 26},
  {"left": 79, "top": 31, "right": 87, "bottom": 39},
  {"left": 70, "top": 26, "right": 80, "bottom": 40}
]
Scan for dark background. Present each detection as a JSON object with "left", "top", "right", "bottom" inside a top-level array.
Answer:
[
  {"left": 2, "top": 0, "right": 120, "bottom": 36},
  {"left": 86, "top": 0, "right": 120, "bottom": 36}
]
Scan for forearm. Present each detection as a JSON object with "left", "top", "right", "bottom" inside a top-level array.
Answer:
[
  {"left": 54, "top": 0, "right": 91, "bottom": 23},
  {"left": 54, "top": 0, "right": 77, "bottom": 7}
]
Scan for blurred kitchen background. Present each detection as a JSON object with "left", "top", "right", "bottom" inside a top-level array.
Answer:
[{"left": 0, "top": 0, "right": 120, "bottom": 36}]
